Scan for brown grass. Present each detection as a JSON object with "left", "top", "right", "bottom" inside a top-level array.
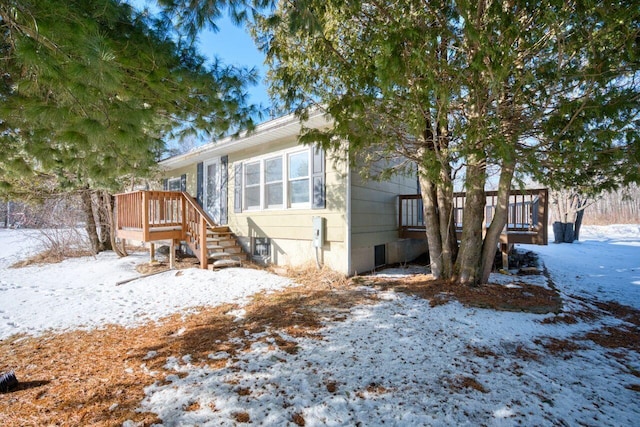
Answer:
[
  {"left": 533, "top": 337, "right": 586, "bottom": 358},
  {"left": 584, "top": 325, "right": 640, "bottom": 352},
  {"left": 233, "top": 411, "right": 251, "bottom": 423},
  {"left": 4, "top": 259, "right": 632, "bottom": 426},
  {"left": 365, "top": 274, "right": 563, "bottom": 314},
  {"left": 10, "top": 248, "right": 95, "bottom": 268},
  {"left": 292, "top": 412, "right": 306, "bottom": 426},
  {"left": 449, "top": 375, "right": 489, "bottom": 394},
  {"left": 0, "top": 266, "right": 377, "bottom": 427}
]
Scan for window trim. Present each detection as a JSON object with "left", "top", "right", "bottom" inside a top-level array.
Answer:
[
  {"left": 287, "top": 150, "right": 311, "bottom": 209},
  {"left": 167, "top": 177, "right": 182, "bottom": 191},
  {"left": 243, "top": 160, "right": 261, "bottom": 210},
  {"left": 239, "top": 147, "right": 314, "bottom": 211},
  {"left": 253, "top": 237, "right": 271, "bottom": 258},
  {"left": 264, "top": 155, "right": 284, "bottom": 209}
]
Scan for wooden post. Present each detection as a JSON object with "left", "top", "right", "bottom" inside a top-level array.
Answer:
[
  {"left": 200, "top": 216, "right": 208, "bottom": 269},
  {"left": 142, "top": 191, "right": 150, "bottom": 241},
  {"left": 501, "top": 242, "right": 509, "bottom": 270},
  {"left": 181, "top": 195, "right": 187, "bottom": 241},
  {"left": 169, "top": 239, "right": 176, "bottom": 269},
  {"left": 149, "top": 243, "right": 156, "bottom": 263}
]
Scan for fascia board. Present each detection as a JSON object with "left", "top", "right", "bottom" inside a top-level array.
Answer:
[{"left": 159, "top": 111, "right": 330, "bottom": 171}]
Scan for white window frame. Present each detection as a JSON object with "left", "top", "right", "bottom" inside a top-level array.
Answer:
[
  {"left": 167, "top": 177, "right": 181, "bottom": 191},
  {"left": 264, "top": 156, "right": 284, "bottom": 209},
  {"left": 240, "top": 147, "right": 312, "bottom": 211},
  {"left": 287, "top": 150, "right": 311, "bottom": 208},
  {"left": 244, "top": 160, "right": 261, "bottom": 210}
]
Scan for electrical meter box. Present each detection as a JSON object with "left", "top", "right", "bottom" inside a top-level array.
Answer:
[{"left": 312, "top": 216, "right": 325, "bottom": 248}]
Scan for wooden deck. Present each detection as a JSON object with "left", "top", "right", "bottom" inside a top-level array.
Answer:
[
  {"left": 115, "top": 191, "right": 244, "bottom": 269},
  {"left": 398, "top": 189, "right": 548, "bottom": 246}
]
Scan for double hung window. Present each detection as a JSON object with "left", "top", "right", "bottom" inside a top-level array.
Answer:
[
  {"left": 240, "top": 148, "right": 315, "bottom": 210},
  {"left": 288, "top": 151, "right": 310, "bottom": 207},
  {"left": 265, "top": 157, "right": 283, "bottom": 208},
  {"left": 244, "top": 161, "right": 261, "bottom": 209}
]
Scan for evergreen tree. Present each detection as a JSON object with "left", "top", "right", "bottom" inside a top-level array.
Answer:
[
  {"left": 248, "top": 0, "right": 639, "bottom": 285},
  {"left": 0, "top": 0, "right": 259, "bottom": 252}
]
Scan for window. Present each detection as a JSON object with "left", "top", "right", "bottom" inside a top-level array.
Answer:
[
  {"left": 374, "top": 244, "right": 386, "bottom": 268},
  {"left": 288, "top": 151, "right": 310, "bottom": 206},
  {"left": 244, "top": 161, "right": 260, "bottom": 209},
  {"left": 239, "top": 148, "right": 316, "bottom": 211},
  {"left": 253, "top": 237, "right": 271, "bottom": 257},
  {"left": 167, "top": 177, "right": 181, "bottom": 191},
  {"left": 264, "top": 157, "right": 283, "bottom": 208}
]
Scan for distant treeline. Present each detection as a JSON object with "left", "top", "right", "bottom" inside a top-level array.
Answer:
[{"left": 583, "top": 184, "right": 640, "bottom": 225}]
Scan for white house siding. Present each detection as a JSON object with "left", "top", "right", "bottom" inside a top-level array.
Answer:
[
  {"left": 227, "top": 139, "right": 349, "bottom": 273},
  {"left": 349, "top": 167, "right": 428, "bottom": 275}
]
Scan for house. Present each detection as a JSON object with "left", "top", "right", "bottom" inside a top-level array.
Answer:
[
  {"left": 114, "top": 110, "right": 549, "bottom": 274},
  {"left": 117, "top": 110, "right": 428, "bottom": 275}
]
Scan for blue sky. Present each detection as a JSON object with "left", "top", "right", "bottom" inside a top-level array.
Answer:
[
  {"left": 197, "top": 19, "right": 271, "bottom": 110},
  {"left": 132, "top": 1, "right": 270, "bottom": 111}
]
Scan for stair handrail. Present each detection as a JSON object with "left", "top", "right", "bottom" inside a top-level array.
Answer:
[{"left": 181, "top": 192, "right": 218, "bottom": 269}]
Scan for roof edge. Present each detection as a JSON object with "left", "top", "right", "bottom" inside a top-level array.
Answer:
[{"left": 159, "top": 109, "right": 329, "bottom": 171}]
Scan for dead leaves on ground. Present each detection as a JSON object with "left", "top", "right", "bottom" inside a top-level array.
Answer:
[{"left": 1, "top": 262, "right": 639, "bottom": 426}]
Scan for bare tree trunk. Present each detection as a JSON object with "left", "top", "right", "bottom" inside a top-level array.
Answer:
[
  {"left": 480, "top": 158, "right": 515, "bottom": 283},
  {"left": 102, "top": 191, "right": 128, "bottom": 257},
  {"left": 97, "top": 191, "right": 112, "bottom": 251},
  {"left": 80, "top": 187, "right": 100, "bottom": 254},
  {"left": 455, "top": 153, "right": 486, "bottom": 286},
  {"left": 419, "top": 173, "right": 445, "bottom": 279},
  {"left": 437, "top": 174, "right": 457, "bottom": 279}
]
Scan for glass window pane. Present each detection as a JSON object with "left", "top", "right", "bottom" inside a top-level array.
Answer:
[
  {"left": 168, "top": 178, "right": 181, "bottom": 191},
  {"left": 265, "top": 183, "right": 283, "bottom": 206},
  {"left": 289, "top": 152, "right": 309, "bottom": 179},
  {"left": 290, "top": 179, "right": 309, "bottom": 204},
  {"left": 265, "top": 157, "right": 282, "bottom": 183},
  {"left": 245, "top": 186, "right": 260, "bottom": 208},
  {"left": 245, "top": 162, "right": 260, "bottom": 186}
]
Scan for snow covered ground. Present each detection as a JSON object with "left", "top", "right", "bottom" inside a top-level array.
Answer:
[
  {"left": 1, "top": 225, "right": 639, "bottom": 426},
  {"left": 0, "top": 230, "right": 294, "bottom": 338}
]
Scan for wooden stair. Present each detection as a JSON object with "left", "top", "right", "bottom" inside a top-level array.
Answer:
[
  {"left": 114, "top": 190, "right": 248, "bottom": 270},
  {"left": 203, "top": 225, "right": 246, "bottom": 269}
]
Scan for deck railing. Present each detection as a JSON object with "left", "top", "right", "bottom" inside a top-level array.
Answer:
[
  {"left": 182, "top": 192, "right": 217, "bottom": 269},
  {"left": 114, "top": 190, "right": 218, "bottom": 268},
  {"left": 115, "top": 191, "right": 144, "bottom": 231},
  {"left": 399, "top": 188, "right": 548, "bottom": 245}
]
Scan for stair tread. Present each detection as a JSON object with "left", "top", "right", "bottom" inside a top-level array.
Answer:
[
  {"left": 209, "top": 252, "right": 234, "bottom": 259},
  {"left": 211, "top": 259, "right": 242, "bottom": 268},
  {"left": 207, "top": 227, "right": 232, "bottom": 233},
  {"left": 206, "top": 245, "right": 226, "bottom": 250},
  {"left": 206, "top": 232, "right": 234, "bottom": 237},
  {"left": 206, "top": 239, "right": 234, "bottom": 244}
]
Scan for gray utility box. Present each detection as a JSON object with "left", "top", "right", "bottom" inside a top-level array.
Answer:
[{"left": 312, "top": 216, "right": 325, "bottom": 248}]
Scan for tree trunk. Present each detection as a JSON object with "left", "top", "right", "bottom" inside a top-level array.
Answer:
[
  {"left": 574, "top": 208, "right": 584, "bottom": 241},
  {"left": 102, "top": 191, "right": 128, "bottom": 257},
  {"left": 97, "top": 191, "right": 112, "bottom": 251},
  {"left": 419, "top": 173, "right": 446, "bottom": 279},
  {"left": 437, "top": 167, "right": 457, "bottom": 279},
  {"left": 80, "top": 187, "right": 100, "bottom": 254},
  {"left": 455, "top": 154, "right": 486, "bottom": 286},
  {"left": 480, "top": 158, "right": 515, "bottom": 283}
]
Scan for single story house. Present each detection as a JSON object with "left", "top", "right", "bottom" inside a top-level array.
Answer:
[{"left": 154, "top": 110, "right": 428, "bottom": 275}]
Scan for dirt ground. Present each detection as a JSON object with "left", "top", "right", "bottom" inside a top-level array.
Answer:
[{"left": 1, "top": 255, "right": 638, "bottom": 426}]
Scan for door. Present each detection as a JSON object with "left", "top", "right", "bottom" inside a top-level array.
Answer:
[{"left": 204, "top": 158, "right": 222, "bottom": 224}]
